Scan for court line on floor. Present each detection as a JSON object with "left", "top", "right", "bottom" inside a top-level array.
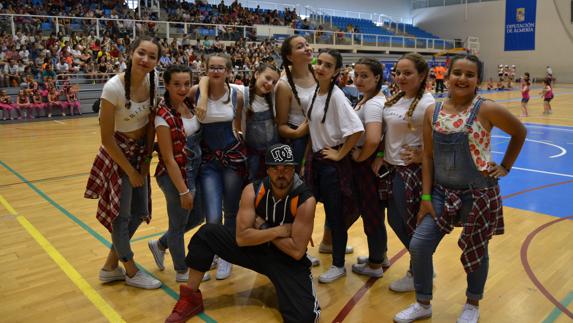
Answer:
[
  {"left": 543, "top": 291, "right": 573, "bottom": 323},
  {"left": 521, "top": 215, "right": 573, "bottom": 320},
  {"left": 0, "top": 160, "right": 217, "bottom": 323},
  {"left": 0, "top": 194, "right": 125, "bottom": 323},
  {"left": 333, "top": 179, "right": 573, "bottom": 322},
  {"left": 0, "top": 172, "right": 89, "bottom": 188}
]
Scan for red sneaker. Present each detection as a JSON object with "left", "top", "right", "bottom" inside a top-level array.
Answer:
[{"left": 165, "top": 285, "right": 204, "bottom": 323}]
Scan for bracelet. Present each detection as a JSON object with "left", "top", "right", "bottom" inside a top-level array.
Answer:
[
  {"left": 501, "top": 163, "right": 511, "bottom": 173},
  {"left": 421, "top": 194, "right": 432, "bottom": 201},
  {"left": 258, "top": 222, "right": 270, "bottom": 230},
  {"left": 179, "top": 189, "right": 190, "bottom": 196},
  {"left": 376, "top": 151, "right": 385, "bottom": 158}
]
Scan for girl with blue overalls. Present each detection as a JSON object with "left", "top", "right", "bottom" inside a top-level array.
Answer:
[
  {"left": 148, "top": 65, "right": 204, "bottom": 283},
  {"left": 394, "top": 55, "right": 526, "bottom": 323},
  {"left": 192, "top": 53, "right": 246, "bottom": 281}
]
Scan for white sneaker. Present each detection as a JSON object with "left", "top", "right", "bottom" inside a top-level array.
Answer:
[
  {"left": 351, "top": 263, "right": 384, "bottom": 278},
  {"left": 394, "top": 303, "right": 432, "bottom": 323},
  {"left": 202, "top": 272, "right": 211, "bottom": 282},
  {"left": 125, "top": 270, "right": 162, "bottom": 289},
  {"left": 307, "top": 254, "right": 320, "bottom": 267},
  {"left": 148, "top": 240, "right": 165, "bottom": 271},
  {"left": 357, "top": 252, "right": 390, "bottom": 267},
  {"left": 215, "top": 258, "right": 232, "bottom": 280},
  {"left": 210, "top": 256, "right": 219, "bottom": 269},
  {"left": 176, "top": 270, "right": 189, "bottom": 282},
  {"left": 457, "top": 304, "right": 480, "bottom": 323},
  {"left": 319, "top": 243, "right": 354, "bottom": 254},
  {"left": 99, "top": 267, "right": 126, "bottom": 283},
  {"left": 390, "top": 270, "right": 415, "bottom": 292},
  {"left": 318, "top": 266, "right": 346, "bottom": 283}
]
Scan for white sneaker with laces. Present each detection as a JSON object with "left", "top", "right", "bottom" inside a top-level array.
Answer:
[
  {"left": 99, "top": 267, "right": 126, "bottom": 283},
  {"left": 318, "top": 266, "right": 346, "bottom": 283},
  {"left": 176, "top": 270, "right": 189, "bottom": 282},
  {"left": 457, "top": 304, "right": 480, "bottom": 323},
  {"left": 394, "top": 302, "right": 432, "bottom": 323},
  {"left": 357, "top": 253, "right": 390, "bottom": 267},
  {"left": 319, "top": 243, "right": 354, "bottom": 254},
  {"left": 125, "top": 270, "right": 162, "bottom": 289},
  {"left": 390, "top": 270, "right": 415, "bottom": 292},
  {"left": 215, "top": 258, "right": 232, "bottom": 280},
  {"left": 148, "top": 240, "right": 166, "bottom": 271},
  {"left": 351, "top": 263, "right": 384, "bottom": 278},
  {"left": 307, "top": 254, "right": 320, "bottom": 267},
  {"left": 202, "top": 272, "right": 211, "bottom": 282}
]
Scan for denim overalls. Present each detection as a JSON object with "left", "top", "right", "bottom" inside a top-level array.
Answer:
[
  {"left": 156, "top": 128, "right": 204, "bottom": 272},
  {"left": 245, "top": 102, "right": 279, "bottom": 181},
  {"left": 410, "top": 98, "right": 497, "bottom": 302},
  {"left": 198, "top": 88, "right": 245, "bottom": 232}
]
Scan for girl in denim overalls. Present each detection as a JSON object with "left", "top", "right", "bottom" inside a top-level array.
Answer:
[
  {"left": 394, "top": 55, "right": 526, "bottom": 323},
  {"left": 191, "top": 53, "right": 246, "bottom": 280},
  {"left": 148, "top": 64, "right": 204, "bottom": 283}
]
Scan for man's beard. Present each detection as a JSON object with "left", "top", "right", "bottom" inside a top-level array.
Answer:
[{"left": 271, "top": 176, "right": 293, "bottom": 190}]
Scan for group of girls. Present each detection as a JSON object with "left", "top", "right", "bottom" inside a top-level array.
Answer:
[
  {"left": 520, "top": 72, "right": 554, "bottom": 117},
  {"left": 85, "top": 35, "right": 526, "bottom": 323},
  {"left": 0, "top": 80, "right": 81, "bottom": 120}
]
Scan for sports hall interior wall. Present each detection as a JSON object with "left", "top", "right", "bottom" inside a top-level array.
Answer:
[{"left": 411, "top": 0, "right": 573, "bottom": 82}]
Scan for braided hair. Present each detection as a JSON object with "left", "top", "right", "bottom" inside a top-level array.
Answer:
[
  {"left": 248, "top": 63, "right": 280, "bottom": 115},
  {"left": 354, "top": 57, "right": 384, "bottom": 110},
  {"left": 384, "top": 53, "right": 429, "bottom": 130},
  {"left": 205, "top": 53, "right": 233, "bottom": 104},
  {"left": 306, "top": 49, "right": 343, "bottom": 124},
  {"left": 123, "top": 36, "right": 161, "bottom": 110},
  {"left": 162, "top": 64, "right": 192, "bottom": 113},
  {"left": 280, "top": 35, "right": 315, "bottom": 107}
]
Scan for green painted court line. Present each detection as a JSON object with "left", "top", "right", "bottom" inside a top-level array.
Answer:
[
  {"left": 543, "top": 291, "right": 573, "bottom": 323},
  {"left": 0, "top": 160, "right": 216, "bottom": 323}
]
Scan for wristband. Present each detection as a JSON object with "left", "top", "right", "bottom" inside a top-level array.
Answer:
[
  {"left": 376, "top": 151, "right": 385, "bottom": 158},
  {"left": 501, "top": 163, "right": 511, "bottom": 173},
  {"left": 179, "top": 189, "right": 190, "bottom": 196},
  {"left": 421, "top": 194, "right": 432, "bottom": 201},
  {"left": 143, "top": 155, "right": 152, "bottom": 163}
]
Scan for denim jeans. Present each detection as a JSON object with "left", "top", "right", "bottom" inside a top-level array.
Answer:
[
  {"left": 156, "top": 173, "right": 204, "bottom": 272},
  {"left": 387, "top": 172, "right": 412, "bottom": 251},
  {"left": 282, "top": 123, "right": 308, "bottom": 174},
  {"left": 111, "top": 174, "right": 148, "bottom": 262},
  {"left": 313, "top": 159, "right": 347, "bottom": 267},
  {"left": 410, "top": 188, "right": 489, "bottom": 301},
  {"left": 246, "top": 109, "right": 279, "bottom": 181}
]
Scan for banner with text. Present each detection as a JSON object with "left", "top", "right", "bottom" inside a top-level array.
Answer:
[{"left": 504, "top": 0, "right": 537, "bottom": 51}]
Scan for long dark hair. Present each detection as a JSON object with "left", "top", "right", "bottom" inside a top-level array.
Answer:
[
  {"left": 307, "top": 49, "right": 343, "bottom": 123},
  {"left": 446, "top": 54, "right": 484, "bottom": 83},
  {"left": 354, "top": 57, "right": 384, "bottom": 110},
  {"left": 385, "top": 52, "right": 429, "bottom": 130},
  {"left": 124, "top": 36, "right": 161, "bottom": 110},
  {"left": 162, "top": 64, "right": 192, "bottom": 112},
  {"left": 280, "top": 35, "right": 315, "bottom": 107}
]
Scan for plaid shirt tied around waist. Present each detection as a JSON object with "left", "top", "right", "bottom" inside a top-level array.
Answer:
[
  {"left": 84, "top": 132, "right": 151, "bottom": 232},
  {"left": 154, "top": 101, "right": 188, "bottom": 180},
  {"left": 202, "top": 138, "right": 247, "bottom": 178},
  {"left": 378, "top": 163, "right": 423, "bottom": 237},
  {"left": 435, "top": 184, "right": 504, "bottom": 273}
]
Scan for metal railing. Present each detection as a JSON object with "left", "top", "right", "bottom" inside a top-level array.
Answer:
[{"left": 412, "top": 0, "right": 500, "bottom": 10}]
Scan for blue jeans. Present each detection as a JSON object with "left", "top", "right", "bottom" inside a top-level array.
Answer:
[
  {"left": 410, "top": 187, "right": 489, "bottom": 301},
  {"left": 313, "top": 159, "right": 347, "bottom": 267},
  {"left": 387, "top": 172, "right": 412, "bottom": 251},
  {"left": 156, "top": 174, "right": 204, "bottom": 272},
  {"left": 111, "top": 174, "right": 148, "bottom": 262},
  {"left": 199, "top": 159, "right": 243, "bottom": 232}
]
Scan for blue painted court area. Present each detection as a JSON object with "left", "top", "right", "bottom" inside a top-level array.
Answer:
[{"left": 492, "top": 123, "right": 573, "bottom": 218}]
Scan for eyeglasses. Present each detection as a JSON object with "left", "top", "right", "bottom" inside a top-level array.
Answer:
[{"left": 208, "top": 66, "right": 226, "bottom": 72}]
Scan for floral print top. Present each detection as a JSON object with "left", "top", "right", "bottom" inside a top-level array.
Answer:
[{"left": 433, "top": 107, "right": 491, "bottom": 171}]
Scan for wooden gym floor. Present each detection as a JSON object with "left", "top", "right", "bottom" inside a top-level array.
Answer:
[{"left": 1, "top": 84, "right": 572, "bottom": 323}]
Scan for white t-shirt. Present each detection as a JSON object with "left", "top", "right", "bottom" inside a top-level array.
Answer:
[
  {"left": 280, "top": 76, "right": 316, "bottom": 127},
  {"left": 154, "top": 114, "right": 200, "bottom": 136},
  {"left": 383, "top": 92, "right": 435, "bottom": 166},
  {"left": 355, "top": 95, "right": 386, "bottom": 147},
  {"left": 307, "top": 86, "right": 364, "bottom": 152},
  {"left": 250, "top": 94, "right": 272, "bottom": 113},
  {"left": 100, "top": 74, "right": 154, "bottom": 132},
  {"left": 199, "top": 88, "right": 236, "bottom": 124}
]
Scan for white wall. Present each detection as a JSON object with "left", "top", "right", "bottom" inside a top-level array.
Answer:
[{"left": 412, "top": 0, "right": 573, "bottom": 82}]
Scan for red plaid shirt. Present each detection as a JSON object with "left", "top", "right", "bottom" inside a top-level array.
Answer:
[
  {"left": 84, "top": 132, "right": 151, "bottom": 232},
  {"left": 154, "top": 99, "right": 188, "bottom": 181},
  {"left": 435, "top": 184, "right": 504, "bottom": 273},
  {"left": 378, "top": 163, "right": 423, "bottom": 236},
  {"left": 202, "top": 139, "right": 247, "bottom": 179}
]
